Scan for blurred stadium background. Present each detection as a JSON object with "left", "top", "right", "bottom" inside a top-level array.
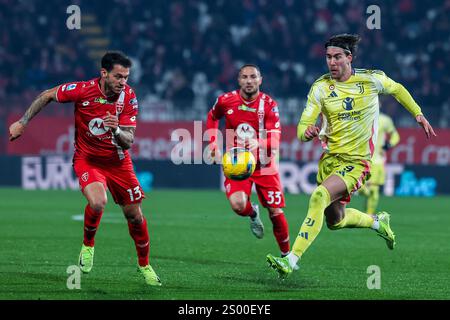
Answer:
[{"left": 1, "top": 0, "right": 449, "bottom": 300}]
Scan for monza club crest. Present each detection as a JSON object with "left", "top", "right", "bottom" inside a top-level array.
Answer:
[
  {"left": 116, "top": 104, "right": 124, "bottom": 114},
  {"left": 81, "top": 172, "right": 89, "bottom": 182}
]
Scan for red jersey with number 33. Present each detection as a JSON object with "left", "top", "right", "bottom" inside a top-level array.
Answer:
[
  {"left": 209, "top": 90, "right": 281, "bottom": 173},
  {"left": 56, "top": 78, "right": 138, "bottom": 163}
]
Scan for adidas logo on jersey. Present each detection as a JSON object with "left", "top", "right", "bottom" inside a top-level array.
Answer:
[{"left": 328, "top": 91, "right": 338, "bottom": 97}]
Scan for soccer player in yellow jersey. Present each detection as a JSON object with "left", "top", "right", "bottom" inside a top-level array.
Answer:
[
  {"left": 359, "top": 112, "right": 400, "bottom": 214},
  {"left": 267, "top": 34, "right": 436, "bottom": 278}
]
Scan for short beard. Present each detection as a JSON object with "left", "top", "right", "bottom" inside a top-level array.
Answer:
[
  {"left": 242, "top": 88, "right": 258, "bottom": 99},
  {"left": 103, "top": 80, "right": 117, "bottom": 96}
]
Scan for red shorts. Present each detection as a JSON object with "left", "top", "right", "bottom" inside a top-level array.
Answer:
[
  {"left": 73, "top": 156, "right": 145, "bottom": 205},
  {"left": 224, "top": 171, "right": 285, "bottom": 208}
]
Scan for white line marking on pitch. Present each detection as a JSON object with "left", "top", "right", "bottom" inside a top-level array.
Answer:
[{"left": 71, "top": 214, "right": 124, "bottom": 224}]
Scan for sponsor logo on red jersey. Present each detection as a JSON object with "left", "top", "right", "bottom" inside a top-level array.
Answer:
[
  {"left": 238, "top": 104, "right": 256, "bottom": 112},
  {"left": 236, "top": 123, "right": 256, "bottom": 140},
  {"left": 65, "top": 84, "right": 77, "bottom": 91},
  {"left": 88, "top": 118, "right": 108, "bottom": 136},
  {"left": 94, "top": 97, "right": 114, "bottom": 105}
]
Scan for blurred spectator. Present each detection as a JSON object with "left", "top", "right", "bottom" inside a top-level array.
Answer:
[
  {"left": 1, "top": 0, "right": 449, "bottom": 126},
  {"left": 163, "top": 68, "right": 195, "bottom": 110}
]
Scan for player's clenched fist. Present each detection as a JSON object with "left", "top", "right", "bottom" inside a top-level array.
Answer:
[
  {"left": 207, "top": 143, "right": 222, "bottom": 164},
  {"left": 9, "top": 121, "right": 26, "bottom": 141},
  {"left": 103, "top": 111, "right": 119, "bottom": 131},
  {"left": 304, "top": 125, "right": 320, "bottom": 140},
  {"left": 237, "top": 137, "right": 259, "bottom": 151}
]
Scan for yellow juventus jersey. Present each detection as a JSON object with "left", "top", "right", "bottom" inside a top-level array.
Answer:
[
  {"left": 298, "top": 68, "right": 422, "bottom": 160},
  {"left": 372, "top": 113, "right": 400, "bottom": 164}
]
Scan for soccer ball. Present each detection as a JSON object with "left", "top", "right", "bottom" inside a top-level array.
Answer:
[{"left": 222, "top": 147, "right": 256, "bottom": 180}]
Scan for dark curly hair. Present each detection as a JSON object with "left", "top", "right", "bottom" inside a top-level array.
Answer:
[
  {"left": 325, "top": 34, "right": 361, "bottom": 58},
  {"left": 101, "top": 51, "right": 132, "bottom": 72}
]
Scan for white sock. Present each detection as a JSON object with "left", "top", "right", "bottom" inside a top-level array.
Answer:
[
  {"left": 371, "top": 215, "right": 380, "bottom": 230},
  {"left": 287, "top": 252, "right": 299, "bottom": 268}
]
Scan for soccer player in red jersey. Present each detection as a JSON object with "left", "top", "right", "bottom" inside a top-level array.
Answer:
[
  {"left": 9, "top": 52, "right": 161, "bottom": 286},
  {"left": 206, "top": 64, "right": 291, "bottom": 257}
]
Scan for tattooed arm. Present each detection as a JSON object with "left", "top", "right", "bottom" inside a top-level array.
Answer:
[
  {"left": 102, "top": 111, "right": 135, "bottom": 150},
  {"left": 9, "top": 86, "right": 59, "bottom": 141},
  {"left": 114, "top": 127, "right": 135, "bottom": 150}
]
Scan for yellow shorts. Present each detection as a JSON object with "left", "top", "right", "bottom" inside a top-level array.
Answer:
[
  {"left": 367, "top": 162, "right": 385, "bottom": 185},
  {"left": 317, "top": 153, "right": 371, "bottom": 202}
]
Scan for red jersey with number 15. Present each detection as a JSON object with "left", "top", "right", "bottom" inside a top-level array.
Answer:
[{"left": 56, "top": 78, "right": 139, "bottom": 163}]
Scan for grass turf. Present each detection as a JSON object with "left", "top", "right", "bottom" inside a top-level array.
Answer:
[{"left": 0, "top": 188, "right": 449, "bottom": 300}]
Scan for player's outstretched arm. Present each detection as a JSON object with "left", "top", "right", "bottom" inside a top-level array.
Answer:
[
  {"left": 415, "top": 114, "right": 436, "bottom": 139},
  {"left": 373, "top": 72, "right": 436, "bottom": 140},
  {"left": 9, "top": 86, "right": 59, "bottom": 141},
  {"left": 388, "top": 84, "right": 436, "bottom": 139}
]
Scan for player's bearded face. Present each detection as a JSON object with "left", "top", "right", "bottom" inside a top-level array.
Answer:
[
  {"left": 238, "top": 67, "right": 262, "bottom": 97},
  {"left": 102, "top": 64, "right": 130, "bottom": 95},
  {"left": 326, "top": 47, "right": 352, "bottom": 80}
]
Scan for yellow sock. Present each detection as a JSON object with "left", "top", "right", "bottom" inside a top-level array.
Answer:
[
  {"left": 366, "top": 185, "right": 379, "bottom": 214},
  {"left": 292, "top": 185, "right": 330, "bottom": 258},
  {"left": 330, "top": 208, "right": 374, "bottom": 229}
]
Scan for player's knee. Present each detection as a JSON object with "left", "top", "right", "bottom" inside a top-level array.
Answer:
[
  {"left": 268, "top": 208, "right": 283, "bottom": 218},
  {"left": 309, "top": 186, "right": 328, "bottom": 207},
  {"left": 230, "top": 199, "right": 247, "bottom": 214},
  {"left": 123, "top": 205, "right": 144, "bottom": 224},
  {"left": 89, "top": 198, "right": 107, "bottom": 213},
  {"left": 126, "top": 214, "right": 144, "bottom": 224}
]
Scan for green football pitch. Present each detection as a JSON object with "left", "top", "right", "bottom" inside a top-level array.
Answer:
[{"left": 0, "top": 188, "right": 449, "bottom": 300}]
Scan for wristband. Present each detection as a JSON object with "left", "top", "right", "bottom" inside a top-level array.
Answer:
[{"left": 113, "top": 126, "right": 121, "bottom": 136}]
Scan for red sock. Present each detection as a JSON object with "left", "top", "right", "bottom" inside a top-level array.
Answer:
[
  {"left": 235, "top": 200, "right": 253, "bottom": 217},
  {"left": 128, "top": 217, "right": 150, "bottom": 267},
  {"left": 83, "top": 205, "right": 103, "bottom": 247},
  {"left": 270, "top": 212, "right": 290, "bottom": 254}
]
